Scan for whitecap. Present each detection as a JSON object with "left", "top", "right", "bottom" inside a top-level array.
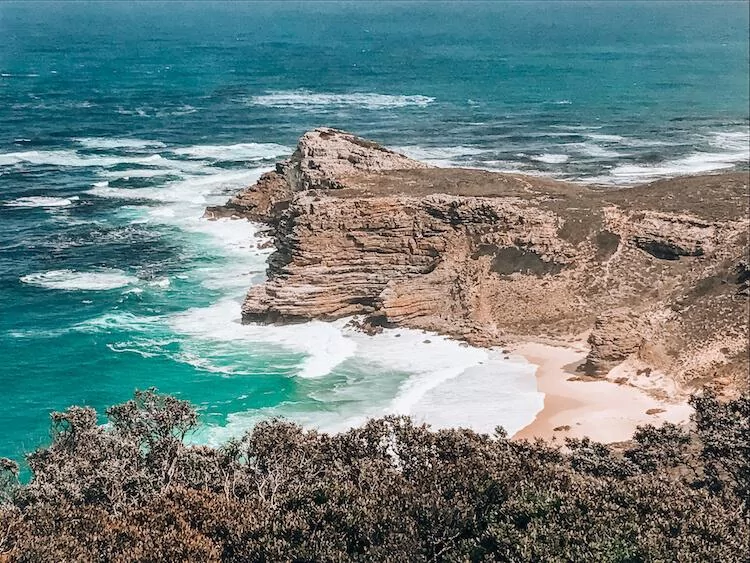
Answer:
[
  {"left": 75, "top": 138, "right": 166, "bottom": 150},
  {"left": 591, "top": 149, "right": 749, "bottom": 185},
  {"left": 397, "top": 145, "right": 487, "bottom": 160},
  {"left": 707, "top": 130, "right": 750, "bottom": 152},
  {"left": 248, "top": 90, "right": 435, "bottom": 110},
  {"left": 0, "top": 73, "right": 40, "bottom": 78},
  {"left": 566, "top": 142, "right": 628, "bottom": 159},
  {"left": 396, "top": 145, "right": 489, "bottom": 167},
  {"left": 171, "top": 143, "right": 291, "bottom": 161},
  {"left": 148, "top": 277, "right": 171, "bottom": 289},
  {"left": 20, "top": 269, "right": 138, "bottom": 291},
  {"left": 0, "top": 150, "right": 189, "bottom": 170},
  {"left": 100, "top": 169, "right": 177, "bottom": 180},
  {"left": 172, "top": 352, "right": 237, "bottom": 374},
  {"left": 585, "top": 133, "right": 626, "bottom": 142},
  {"left": 4, "top": 195, "right": 79, "bottom": 208},
  {"left": 531, "top": 153, "right": 569, "bottom": 164},
  {"left": 322, "top": 329, "right": 541, "bottom": 436},
  {"left": 550, "top": 125, "right": 603, "bottom": 131},
  {"left": 123, "top": 287, "right": 144, "bottom": 295},
  {"left": 89, "top": 169, "right": 266, "bottom": 204},
  {"left": 167, "top": 105, "right": 198, "bottom": 116}
]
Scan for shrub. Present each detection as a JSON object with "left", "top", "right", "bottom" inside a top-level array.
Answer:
[{"left": 0, "top": 390, "right": 747, "bottom": 561}]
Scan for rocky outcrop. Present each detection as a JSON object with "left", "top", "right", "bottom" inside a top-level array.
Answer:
[
  {"left": 205, "top": 127, "right": 429, "bottom": 220},
  {"left": 214, "top": 128, "right": 750, "bottom": 396},
  {"left": 617, "top": 210, "right": 717, "bottom": 260},
  {"left": 281, "top": 127, "right": 429, "bottom": 191},
  {"left": 580, "top": 310, "right": 647, "bottom": 376},
  {"left": 205, "top": 169, "right": 291, "bottom": 222}
]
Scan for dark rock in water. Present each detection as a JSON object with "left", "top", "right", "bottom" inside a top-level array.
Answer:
[{"left": 345, "top": 317, "right": 385, "bottom": 335}]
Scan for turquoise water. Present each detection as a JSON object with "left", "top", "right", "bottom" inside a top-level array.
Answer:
[{"left": 1, "top": 1, "right": 748, "bottom": 461}]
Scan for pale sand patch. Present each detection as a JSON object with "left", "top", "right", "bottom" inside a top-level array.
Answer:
[{"left": 511, "top": 341, "right": 693, "bottom": 443}]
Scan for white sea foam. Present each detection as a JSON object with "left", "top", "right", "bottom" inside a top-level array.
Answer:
[
  {"left": 349, "top": 329, "right": 489, "bottom": 418},
  {"left": 0, "top": 73, "right": 40, "bottom": 78},
  {"left": 708, "top": 129, "right": 750, "bottom": 152},
  {"left": 88, "top": 169, "right": 265, "bottom": 204},
  {"left": 107, "top": 342, "right": 160, "bottom": 359},
  {"left": 0, "top": 150, "right": 136, "bottom": 168},
  {"left": 585, "top": 133, "right": 626, "bottom": 142},
  {"left": 168, "top": 295, "right": 543, "bottom": 438},
  {"left": 343, "top": 330, "right": 541, "bottom": 436},
  {"left": 396, "top": 145, "right": 489, "bottom": 167},
  {"left": 397, "top": 145, "right": 487, "bottom": 161},
  {"left": 201, "top": 324, "right": 542, "bottom": 445},
  {"left": 75, "top": 138, "right": 166, "bottom": 150},
  {"left": 20, "top": 269, "right": 138, "bottom": 291},
  {"left": 403, "top": 352, "right": 542, "bottom": 435},
  {"left": 148, "top": 277, "right": 171, "bottom": 289},
  {"left": 100, "top": 169, "right": 177, "bottom": 180},
  {"left": 171, "top": 143, "right": 291, "bottom": 161},
  {"left": 590, "top": 148, "right": 749, "bottom": 184},
  {"left": 531, "top": 153, "right": 569, "bottom": 164},
  {"left": 550, "top": 124, "right": 603, "bottom": 131},
  {"left": 74, "top": 312, "right": 164, "bottom": 334},
  {"left": 248, "top": 90, "right": 435, "bottom": 109},
  {"left": 169, "top": 299, "right": 357, "bottom": 379},
  {"left": 182, "top": 214, "right": 270, "bottom": 256},
  {"left": 0, "top": 150, "right": 190, "bottom": 170},
  {"left": 567, "top": 142, "right": 628, "bottom": 158},
  {"left": 4, "top": 195, "right": 79, "bottom": 208}
]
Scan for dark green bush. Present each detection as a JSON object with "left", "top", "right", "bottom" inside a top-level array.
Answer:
[{"left": 0, "top": 389, "right": 747, "bottom": 562}]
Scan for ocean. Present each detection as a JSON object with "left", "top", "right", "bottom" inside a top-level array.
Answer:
[{"left": 1, "top": 1, "right": 748, "bottom": 461}]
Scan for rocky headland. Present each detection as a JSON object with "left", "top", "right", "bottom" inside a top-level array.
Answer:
[{"left": 207, "top": 127, "right": 749, "bottom": 417}]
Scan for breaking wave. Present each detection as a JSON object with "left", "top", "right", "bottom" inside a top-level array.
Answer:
[
  {"left": 4, "top": 196, "right": 79, "bottom": 208},
  {"left": 75, "top": 138, "right": 167, "bottom": 150},
  {"left": 248, "top": 90, "right": 435, "bottom": 109},
  {"left": 20, "top": 269, "right": 139, "bottom": 291},
  {"left": 171, "top": 143, "right": 291, "bottom": 161},
  {"left": 531, "top": 153, "right": 569, "bottom": 164}
]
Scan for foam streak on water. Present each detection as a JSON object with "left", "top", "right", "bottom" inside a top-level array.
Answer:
[
  {"left": 4, "top": 196, "right": 79, "bottom": 208},
  {"left": 20, "top": 269, "right": 138, "bottom": 291},
  {"left": 249, "top": 91, "right": 435, "bottom": 109}
]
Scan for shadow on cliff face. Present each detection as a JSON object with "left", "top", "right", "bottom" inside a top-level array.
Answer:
[
  {"left": 595, "top": 230, "right": 621, "bottom": 261},
  {"left": 471, "top": 244, "right": 565, "bottom": 277},
  {"left": 634, "top": 238, "right": 704, "bottom": 261}
]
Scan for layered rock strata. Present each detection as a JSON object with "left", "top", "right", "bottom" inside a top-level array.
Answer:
[{"left": 211, "top": 128, "right": 750, "bottom": 396}]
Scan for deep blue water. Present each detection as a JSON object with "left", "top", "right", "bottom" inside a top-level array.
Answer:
[{"left": 0, "top": 1, "right": 748, "bottom": 462}]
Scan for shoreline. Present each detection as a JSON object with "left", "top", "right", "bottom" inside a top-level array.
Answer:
[{"left": 511, "top": 341, "right": 693, "bottom": 443}]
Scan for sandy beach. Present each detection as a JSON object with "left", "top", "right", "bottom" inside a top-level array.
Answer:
[{"left": 512, "top": 341, "right": 693, "bottom": 443}]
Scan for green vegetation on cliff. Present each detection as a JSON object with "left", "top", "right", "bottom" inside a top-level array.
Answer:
[{"left": 1, "top": 390, "right": 748, "bottom": 562}]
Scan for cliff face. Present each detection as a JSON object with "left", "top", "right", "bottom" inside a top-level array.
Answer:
[{"left": 212, "top": 128, "right": 749, "bottom": 396}]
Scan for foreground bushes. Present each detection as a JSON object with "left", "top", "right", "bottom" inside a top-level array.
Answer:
[{"left": 0, "top": 390, "right": 747, "bottom": 562}]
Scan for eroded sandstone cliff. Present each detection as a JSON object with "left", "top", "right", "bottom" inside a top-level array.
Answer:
[{"left": 209, "top": 128, "right": 749, "bottom": 397}]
